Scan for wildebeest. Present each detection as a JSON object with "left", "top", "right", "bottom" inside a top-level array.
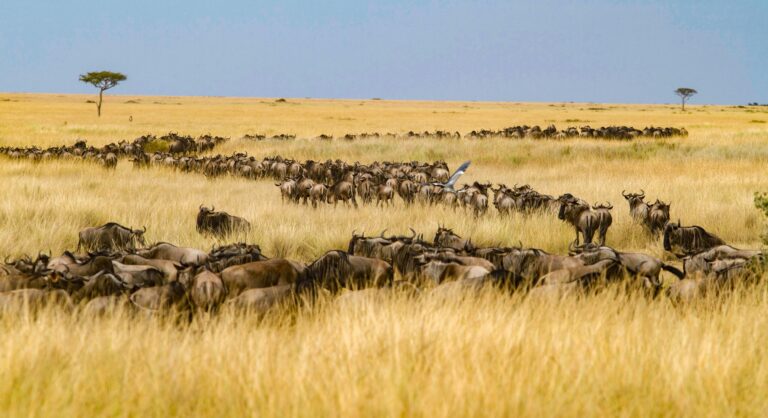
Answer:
[
  {"left": 663, "top": 221, "right": 726, "bottom": 256},
  {"left": 558, "top": 198, "right": 599, "bottom": 245},
  {"left": 77, "top": 223, "right": 147, "bottom": 253},
  {"left": 137, "top": 242, "right": 209, "bottom": 266},
  {"left": 622, "top": 190, "right": 650, "bottom": 224},
  {"left": 648, "top": 199, "right": 671, "bottom": 234},
  {"left": 220, "top": 258, "right": 305, "bottom": 296},
  {"left": 196, "top": 206, "right": 251, "bottom": 238},
  {"left": 296, "top": 250, "right": 392, "bottom": 295},
  {"left": 434, "top": 227, "right": 474, "bottom": 252},
  {"left": 129, "top": 281, "right": 188, "bottom": 312},
  {"left": 591, "top": 202, "right": 613, "bottom": 246},
  {"left": 187, "top": 267, "right": 226, "bottom": 311},
  {"left": 570, "top": 243, "right": 685, "bottom": 294}
]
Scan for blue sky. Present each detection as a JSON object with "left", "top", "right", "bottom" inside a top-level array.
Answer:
[{"left": 1, "top": 0, "right": 765, "bottom": 103}]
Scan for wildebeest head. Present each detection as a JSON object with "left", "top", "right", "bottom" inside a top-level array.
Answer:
[
  {"left": 558, "top": 200, "right": 588, "bottom": 221},
  {"left": 131, "top": 226, "right": 147, "bottom": 248},
  {"left": 663, "top": 220, "right": 681, "bottom": 251},
  {"left": 622, "top": 189, "right": 645, "bottom": 202}
]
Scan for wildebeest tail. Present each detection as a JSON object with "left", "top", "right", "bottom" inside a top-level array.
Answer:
[{"left": 661, "top": 264, "right": 685, "bottom": 280}]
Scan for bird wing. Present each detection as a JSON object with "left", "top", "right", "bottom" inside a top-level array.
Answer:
[{"left": 445, "top": 161, "right": 471, "bottom": 187}]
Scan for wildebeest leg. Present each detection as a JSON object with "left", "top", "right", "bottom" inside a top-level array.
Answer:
[{"left": 574, "top": 229, "right": 580, "bottom": 245}]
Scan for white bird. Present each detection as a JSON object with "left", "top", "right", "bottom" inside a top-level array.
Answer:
[{"left": 432, "top": 160, "right": 471, "bottom": 193}]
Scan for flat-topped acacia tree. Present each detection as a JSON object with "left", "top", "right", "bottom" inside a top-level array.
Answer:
[
  {"left": 674, "top": 87, "right": 697, "bottom": 111},
  {"left": 79, "top": 71, "right": 127, "bottom": 117}
]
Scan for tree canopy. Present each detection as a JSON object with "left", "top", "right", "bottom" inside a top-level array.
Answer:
[
  {"left": 79, "top": 71, "right": 127, "bottom": 91},
  {"left": 674, "top": 87, "right": 697, "bottom": 110},
  {"left": 78, "top": 71, "right": 127, "bottom": 117}
]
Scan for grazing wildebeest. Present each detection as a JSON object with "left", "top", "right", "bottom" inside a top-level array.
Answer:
[
  {"left": 663, "top": 221, "right": 726, "bottom": 256},
  {"left": 77, "top": 223, "right": 146, "bottom": 253},
  {"left": 196, "top": 206, "right": 251, "bottom": 238},
  {"left": 220, "top": 258, "right": 304, "bottom": 296},
  {"left": 296, "top": 250, "right": 392, "bottom": 295}
]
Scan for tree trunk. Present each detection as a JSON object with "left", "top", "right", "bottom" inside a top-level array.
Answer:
[
  {"left": 97, "top": 89, "right": 104, "bottom": 117},
  {"left": 681, "top": 97, "right": 685, "bottom": 111}
]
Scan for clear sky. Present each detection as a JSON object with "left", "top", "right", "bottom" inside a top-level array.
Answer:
[{"left": 1, "top": 0, "right": 765, "bottom": 104}]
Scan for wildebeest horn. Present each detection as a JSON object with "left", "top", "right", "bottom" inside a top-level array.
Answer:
[
  {"left": 409, "top": 227, "right": 416, "bottom": 238},
  {"left": 142, "top": 225, "right": 147, "bottom": 233},
  {"left": 211, "top": 205, "right": 215, "bottom": 212},
  {"left": 568, "top": 241, "right": 577, "bottom": 253},
  {"left": 640, "top": 189, "right": 645, "bottom": 197},
  {"left": 199, "top": 204, "right": 203, "bottom": 210},
  {"left": 622, "top": 190, "right": 629, "bottom": 198},
  {"left": 380, "top": 229, "right": 388, "bottom": 238}
]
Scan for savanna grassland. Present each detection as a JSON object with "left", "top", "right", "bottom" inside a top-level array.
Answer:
[{"left": 1, "top": 93, "right": 768, "bottom": 417}]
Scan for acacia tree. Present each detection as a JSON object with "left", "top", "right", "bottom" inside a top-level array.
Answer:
[
  {"left": 674, "top": 87, "right": 697, "bottom": 111},
  {"left": 79, "top": 71, "right": 127, "bottom": 117}
]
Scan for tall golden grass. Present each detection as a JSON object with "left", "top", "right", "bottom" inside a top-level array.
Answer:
[{"left": 1, "top": 93, "right": 768, "bottom": 417}]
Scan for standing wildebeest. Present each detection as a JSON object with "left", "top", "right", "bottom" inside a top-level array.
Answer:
[
  {"left": 328, "top": 177, "right": 358, "bottom": 208},
  {"left": 77, "top": 223, "right": 146, "bottom": 253},
  {"left": 648, "top": 199, "right": 671, "bottom": 235},
  {"left": 296, "top": 250, "right": 392, "bottom": 295},
  {"left": 187, "top": 267, "right": 226, "bottom": 311},
  {"left": 591, "top": 202, "right": 613, "bottom": 245},
  {"left": 558, "top": 198, "right": 599, "bottom": 245},
  {"left": 663, "top": 221, "right": 726, "bottom": 256},
  {"left": 570, "top": 243, "right": 685, "bottom": 294},
  {"left": 196, "top": 206, "right": 251, "bottom": 238},
  {"left": 434, "top": 227, "right": 474, "bottom": 252},
  {"left": 622, "top": 190, "right": 650, "bottom": 224}
]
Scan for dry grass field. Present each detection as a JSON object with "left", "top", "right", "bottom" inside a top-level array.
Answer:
[{"left": 2, "top": 93, "right": 768, "bottom": 417}]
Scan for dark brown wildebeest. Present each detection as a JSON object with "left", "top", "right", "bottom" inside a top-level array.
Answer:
[
  {"left": 591, "top": 202, "right": 613, "bottom": 245},
  {"left": 328, "top": 177, "right": 358, "bottom": 208},
  {"left": 111, "top": 261, "right": 164, "bottom": 288},
  {"left": 207, "top": 243, "right": 267, "bottom": 272},
  {"left": 648, "top": 199, "right": 671, "bottom": 235},
  {"left": 296, "top": 250, "right": 392, "bottom": 295},
  {"left": 72, "top": 271, "right": 131, "bottom": 302},
  {"left": 663, "top": 221, "right": 726, "bottom": 256},
  {"left": 77, "top": 222, "right": 147, "bottom": 253},
  {"left": 196, "top": 206, "right": 251, "bottom": 238},
  {"left": 558, "top": 198, "right": 599, "bottom": 245},
  {"left": 434, "top": 227, "right": 474, "bottom": 252},
  {"left": 138, "top": 242, "right": 209, "bottom": 266},
  {"left": 220, "top": 258, "right": 304, "bottom": 296}
]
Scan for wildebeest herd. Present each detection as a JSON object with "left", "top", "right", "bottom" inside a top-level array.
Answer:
[
  {"left": 1, "top": 124, "right": 761, "bottom": 313},
  {"left": 0, "top": 201, "right": 763, "bottom": 315}
]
